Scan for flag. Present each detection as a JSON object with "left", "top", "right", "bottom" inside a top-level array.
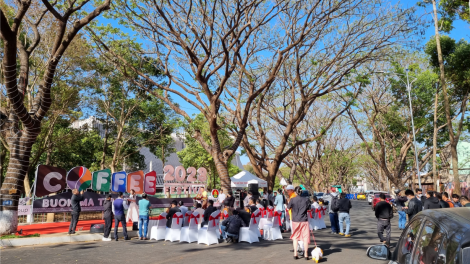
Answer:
[
  {"left": 92, "top": 169, "right": 112, "bottom": 192},
  {"left": 35, "top": 165, "right": 67, "bottom": 197}
]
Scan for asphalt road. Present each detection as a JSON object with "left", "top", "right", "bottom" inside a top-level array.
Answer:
[{"left": 1, "top": 200, "right": 399, "bottom": 264}]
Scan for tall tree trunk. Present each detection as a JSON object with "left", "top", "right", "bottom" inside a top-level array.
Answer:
[
  {"left": 431, "top": 0, "right": 461, "bottom": 195},
  {"left": 45, "top": 140, "right": 52, "bottom": 166},
  {"left": 289, "top": 163, "right": 296, "bottom": 184},
  {"left": 100, "top": 116, "right": 109, "bottom": 170},
  {"left": 432, "top": 86, "right": 439, "bottom": 191},
  {"left": 0, "top": 148, "right": 6, "bottom": 188},
  {"left": 1, "top": 132, "right": 36, "bottom": 235},
  {"left": 110, "top": 125, "right": 124, "bottom": 173},
  {"left": 207, "top": 123, "right": 231, "bottom": 193}
]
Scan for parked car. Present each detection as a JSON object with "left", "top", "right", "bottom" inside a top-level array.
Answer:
[
  {"left": 357, "top": 193, "right": 367, "bottom": 200},
  {"left": 314, "top": 192, "right": 324, "bottom": 200},
  {"left": 368, "top": 191, "right": 387, "bottom": 205},
  {"left": 372, "top": 193, "right": 392, "bottom": 210},
  {"left": 366, "top": 208, "right": 470, "bottom": 264}
]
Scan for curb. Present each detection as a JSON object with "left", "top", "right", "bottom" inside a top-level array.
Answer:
[{"left": 0, "top": 230, "right": 139, "bottom": 247}]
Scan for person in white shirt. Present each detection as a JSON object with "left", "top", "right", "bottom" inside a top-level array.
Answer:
[
  {"left": 218, "top": 190, "right": 226, "bottom": 205},
  {"left": 243, "top": 192, "right": 253, "bottom": 207}
]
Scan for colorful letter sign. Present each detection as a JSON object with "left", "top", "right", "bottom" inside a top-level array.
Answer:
[
  {"left": 127, "top": 170, "right": 144, "bottom": 194},
  {"left": 92, "top": 169, "right": 111, "bottom": 192},
  {"left": 144, "top": 171, "right": 157, "bottom": 195},
  {"left": 35, "top": 165, "right": 67, "bottom": 197},
  {"left": 67, "top": 166, "right": 92, "bottom": 191},
  {"left": 111, "top": 171, "right": 127, "bottom": 192}
]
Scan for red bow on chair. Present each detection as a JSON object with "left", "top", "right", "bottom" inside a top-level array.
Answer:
[
  {"left": 266, "top": 208, "right": 273, "bottom": 218},
  {"left": 259, "top": 208, "right": 265, "bottom": 217},
  {"left": 315, "top": 208, "right": 322, "bottom": 219},
  {"left": 251, "top": 213, "right": 257, "bottom": 224},
  {"left": 320, "top": 206, "right": 327, "bottom": 215},
  {"left": 174, "top": 214, "right": 184, "bottom": 225},
  {"left": 189, "top": 214, "right": 199, "bottom": 225},
  {"left": 155, "top": 215, "right": 165, "bottom": 220},
  {"left": 209, "top": 213, "right": 220, "bottom": 226},
  {"left": 308, "top": 210, "right": 314, "bottom": 219},
  {"left": 273, "top": 211, "right": 282, "bottom": 226},
  {"left": 223, "top": 213, "right": 229, "bottom": 219}
]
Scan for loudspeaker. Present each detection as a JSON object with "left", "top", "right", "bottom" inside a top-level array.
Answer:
[
  {"left": 248, "top": 183, "right": 258, "bottom": 194},
  {"left": 90, "top": 224, "right": 104, "bottom": 233}
]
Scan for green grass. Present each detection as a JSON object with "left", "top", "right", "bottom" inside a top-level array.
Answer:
[{"left": 0, "top": 233, "right": 40, "bottom": 239}]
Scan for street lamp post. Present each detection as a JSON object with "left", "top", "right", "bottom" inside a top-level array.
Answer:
[
  {"left": 405, "top": 69, "right": 422, "bottom": 190},
  {"left": 375, "top": 69, "right": 422, "bottom": 190}
]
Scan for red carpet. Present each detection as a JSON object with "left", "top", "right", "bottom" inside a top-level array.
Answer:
[{"left": 19, "top": 220, "right": 108, "bottom": 235}]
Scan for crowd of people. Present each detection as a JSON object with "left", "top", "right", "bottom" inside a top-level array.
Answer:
[
  {"left": 374, "top": 188, "right": 470, "bottom": 247},
  {"left": 66, "top": 185, "right": 328, "bottom": 260},
  {"left": 66, "top": 184, "right": 470, "bottom": 260}
]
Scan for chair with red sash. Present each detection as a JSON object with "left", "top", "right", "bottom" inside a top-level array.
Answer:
[
  {"left": 262, "top": 210, "right": 283, "bottom": 240},
  {"left": 239, "top": 211, "right": 260, "bottom": 243},
  {"left": 307, "top": 209, "right": 315, "bottom": 231},
  {"left": 180, "top": 212, "right": 199, "bottom": 243},
  {"left": 318, "top": 206, "right": 327, "bottom": 229},
  {"left": 198, "top": 210, "right": 220, "bottom": 245},
  {"left": 266, "top": 206, "right": 274, "bottom": 221},
  {"left": 165, "top": 212, "right": 184, "bottom": 242},
  {"left": 149, "top": 212, "right": 167, "bottom": 241},
  {"left": 183, "top": 212, "right": 192, "bottom": 227}
]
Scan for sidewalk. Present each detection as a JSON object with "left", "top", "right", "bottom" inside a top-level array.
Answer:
[{"left": 1, "top": 220, "right": 138, "bottom": 247}]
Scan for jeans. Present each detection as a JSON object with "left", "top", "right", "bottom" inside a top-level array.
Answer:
[
  {"left": 104, "top": 215, "right": 112, "bottom": 238},
  {"left": 139, "top": 215, "right": 149, "bottom": 238},
  {"left": 329, "top": 213, "right": 339, "bottom": 233},
  {"left": 377, "top": 219, "right": 391, "bottom": 245},
  {"left": 338, "top": 212, "right": 350, "bottom": 235},
  {"left": 69, "top": 212, "right": 80, "bottom": 234},
  {"left": 226, "top": 231, "right": 239, "bottom": 240},
  {"left": 221, "top": 225, "right": 227, "bottom": 239},
  {"left": 398, "top": 211, "right": 407, "bottom": 230},
  {"left": 114, "top": 214, "right": 128, "bottom": 240}
]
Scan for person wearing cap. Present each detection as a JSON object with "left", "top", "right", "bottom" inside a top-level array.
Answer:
[
  {"left": 286, "top": 185, "right": 311, "bottom": 260},
  {"left": 102, "top": 194, "right": 113, "bottom": 241},
  {"left": 324, "top": 187, "right": 340, "bottom": 234}
]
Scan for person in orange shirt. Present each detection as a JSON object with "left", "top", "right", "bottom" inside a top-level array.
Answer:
[{"left": 442, "top": 192, "right": 455, "bottom": 208}]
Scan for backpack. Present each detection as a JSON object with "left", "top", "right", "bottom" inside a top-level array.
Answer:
[{"left": 331, "top": 195, "right": 340, "bottom": 212}]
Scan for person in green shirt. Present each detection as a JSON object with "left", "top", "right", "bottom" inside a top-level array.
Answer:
[
  {"left": 138, "top": 194, "right": 151, "bottom": 240},
  {"left": 460, "top": 196, "right": 470, "bottom": 207}
]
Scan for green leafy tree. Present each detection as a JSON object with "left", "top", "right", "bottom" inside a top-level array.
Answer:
[{"left": 177, "top": 114, "right": 241, "bottom": 189}]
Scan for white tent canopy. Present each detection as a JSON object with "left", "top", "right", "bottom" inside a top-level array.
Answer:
[{"left": 230, "top": 170, "right": 267, "bottom": 188}]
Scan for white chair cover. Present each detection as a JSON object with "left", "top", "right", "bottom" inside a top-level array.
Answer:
[
  {"left": 307, "top": 209, "right": 315, "bottom": 231},
  {"left": 165, "top": 212, "right": 183, "bottom": 242},
  {"left": 197, "top": 210, "right": 220, "bottom": 245},
  {"left": 239, "top": 213, "right": 260, "bottom": 243},
  {"left": 180, "top": 212, "right": 199, "bottom": 243},
  {"left": 149, "top": 213, "right": 167, "bottom": 240},
  {"left": 263, "top": 210, "right": 283, "bottom": 240},
  {"left": 183, "top": 211, "right": 192, "bottom": 227}
]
